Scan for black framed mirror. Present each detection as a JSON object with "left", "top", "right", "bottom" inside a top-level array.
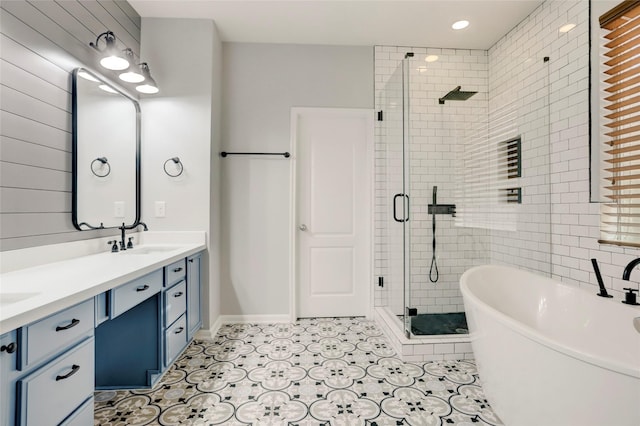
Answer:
[{"left": 72, "top": 67, "right": 141, "bottom": 230}]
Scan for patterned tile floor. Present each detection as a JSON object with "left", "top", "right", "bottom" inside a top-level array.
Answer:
[{"left": 94, "top": 317, "right": 503, "bottom": 425}]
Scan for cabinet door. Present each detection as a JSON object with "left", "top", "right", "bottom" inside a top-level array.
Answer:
[{"left": 186, "top": 253, "right": 202, "bottom": 339}]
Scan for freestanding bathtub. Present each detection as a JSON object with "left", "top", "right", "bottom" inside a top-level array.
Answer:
[{"left": 460, "top": 265, "right": 640, "bottom": 426}]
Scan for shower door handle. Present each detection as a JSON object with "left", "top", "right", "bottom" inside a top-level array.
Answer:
[{"left": 393, "top": 193, "right": 410, "bottom": 222}]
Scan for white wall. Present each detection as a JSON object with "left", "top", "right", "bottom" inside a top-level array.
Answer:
[
  {"left": 140, "top": 18, "right": 222, "bottom": 332},
  {"left": 221, "top": 43, "right": 373, "bottom": 316}
]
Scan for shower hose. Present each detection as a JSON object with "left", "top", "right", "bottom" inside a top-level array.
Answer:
[{"left": 430, "top": 186, "right": 439, "bottom": 283}]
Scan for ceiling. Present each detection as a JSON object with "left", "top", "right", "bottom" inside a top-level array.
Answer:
[{"left": 128, "top": 0, "right": 545, "bottom": 50}]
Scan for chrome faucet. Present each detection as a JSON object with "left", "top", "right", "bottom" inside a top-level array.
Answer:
[{"left": 622, "top": 258, "right": 640, "bottom": 281}]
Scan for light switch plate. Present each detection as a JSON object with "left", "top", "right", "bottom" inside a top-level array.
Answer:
[
  {"left": 114, "top": 201, "right": 124, "bottom": 218},
  {"left": 155, "top": 201, "right": 166, "bottom": 218}
]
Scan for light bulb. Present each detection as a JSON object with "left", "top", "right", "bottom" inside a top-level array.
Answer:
[
  {"left": 119, "top": 70, "right": 145, "bottom": 83},
  {"left": 136, "top": 84, "right": 159, "bottom": 94},
  {"left": 100, "top": 55, "right": 129, "bottom": 70}
]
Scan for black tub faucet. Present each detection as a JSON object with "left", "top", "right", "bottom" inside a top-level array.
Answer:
[
  {"left": 622, "top": 258, "right": 640, "bottom": 281},
  {"left": 622, "top": 258, "right": 640, "bottom": 305},
  {"left": 591, "top": 259, "right": 612, "bottom": 298}
]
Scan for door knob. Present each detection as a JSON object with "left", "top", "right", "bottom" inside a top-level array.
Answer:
[{"left": 299, "top": 224, "right": 307, "bottom": 231}]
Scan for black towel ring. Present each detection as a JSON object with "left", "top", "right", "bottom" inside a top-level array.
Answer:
[
  {"left": 91, "top": 157, "right": 110, "bottom": 177},
  {"left": 164, "top": 157, "right": 184, "bottom": 177}
]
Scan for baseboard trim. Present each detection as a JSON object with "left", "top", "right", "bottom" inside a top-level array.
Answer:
[
  {"left": 193, "top": 316, "right": 223, "bottom": 341},
  {"left": 219, "top": 314, "right": 292, "bottom": 324}
]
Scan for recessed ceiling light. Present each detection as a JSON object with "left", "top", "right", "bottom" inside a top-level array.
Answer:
[
  {"left": 452, "top": 20, "right": 469, "bottom": 30},
  {"left": 425, "top": 55, "right": 439, "bottom": 62},
  {"left": 559, "top": 23, "right": 576, "bottom": 33}
]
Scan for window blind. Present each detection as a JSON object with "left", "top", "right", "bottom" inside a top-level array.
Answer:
[{"left": 599, "top": 1, "right": 640, "bottom": 248}]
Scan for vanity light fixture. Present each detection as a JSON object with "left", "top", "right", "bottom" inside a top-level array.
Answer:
[
  {"left": 135, "top": 63, "right": 159, "bottom": 94},
  {"left": 90, "top": 31, "right": 130, "bottom": 71},
  {"left": 452, "top": 20, "right": 470, "bottom": 30},
  {"left": 118, "top": 49, "right": 145, "bottom": 83}
]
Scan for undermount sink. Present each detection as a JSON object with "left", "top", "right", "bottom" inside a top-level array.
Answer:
[
  {"left": 0, "top": 292, "right": 39, "bottom": 307},
  {"left": 121, "top": 246, "right": 179, "bottom": 255}
]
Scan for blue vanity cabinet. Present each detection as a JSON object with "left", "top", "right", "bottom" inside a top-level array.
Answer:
[
  {"left": 161, "top": 251, "right": 202, "bottom": 366},
  {"left": 96, "top": 269, "right": 164, "bottom": 389},
  {"left": 0, "top": 300, "right": 95, "bottom": 426},
  {"left": 186, "top": 253, "right": 202, "bottom": 339},
  {"left": 164, "top": 279, "right": 188, "bottom": 367},
  {"left": 1, "top": 251, "right": 204, "bottom": 424},
  {"left": 162, "top": 262, "right": 188, "bottom": 367}
]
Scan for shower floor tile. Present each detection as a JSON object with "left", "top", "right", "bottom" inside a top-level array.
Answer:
[
  {"left": 94, "top": 317, "right": 502, "bottom": 425},
  {"left": 411, "top": 312, "right": 469, "bottom": 336}
]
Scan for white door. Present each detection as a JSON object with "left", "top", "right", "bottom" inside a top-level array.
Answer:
[{"left": 293, "top": 108, "right": 373, "bottom": 318}]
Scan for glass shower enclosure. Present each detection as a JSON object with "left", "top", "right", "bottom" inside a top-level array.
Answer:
[{"left": 377, "top": 50, "right": 551, "bottom": 339}]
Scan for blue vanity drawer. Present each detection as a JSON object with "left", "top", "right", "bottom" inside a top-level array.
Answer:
[
  {"left": 165, "top": 280, "right": 187, "bottom": 327},
  {"left": 21, "top": 299, "right": 94, "bottom": 370},
  {"left": 165, "top": 258, "right": 186, "bottom": 287},
  {"left": 60, "top": 396, "right": 94, "bottom": 426},
  {"left": 165, "top": 314, "right": 187, "bottom": 367},
  {"left": 111, "top": 269, "right": 162, "bottom": 318},
  {"left": 17, "top": 337, "right": 94, "bottom": 426}
]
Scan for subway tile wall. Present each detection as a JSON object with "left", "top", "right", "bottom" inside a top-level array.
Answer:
[
  {"left": 374, "top": 0, "right": 640, "bottom": 315},
  {"left": 493, "top": 0, "right": 640, "bottom": 298}
]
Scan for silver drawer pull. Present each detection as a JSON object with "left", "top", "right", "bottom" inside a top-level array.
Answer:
[
  {"left": 174, "top": 327, "right": 184, "bottom": 334},
  {"left": 136, "top": 285, "right": 150, "bottom": 292},
  {"left": 173, "top": 267, "right": 183, "bottom": 273},
  {"left": 173, "top": 292, "right": 183, "bottom": 298},
  {"left": 56, "top": 318, "right": 80, "bottom": 332},
  {"left": 56, "top": 364, "right": 80, "bottom": 381}
]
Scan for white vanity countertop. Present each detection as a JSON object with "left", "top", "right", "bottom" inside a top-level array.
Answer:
[{"left": 0, "top": 232, "right": 206, "bottom": 334}]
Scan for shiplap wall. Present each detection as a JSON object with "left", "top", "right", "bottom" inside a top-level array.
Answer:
[{"left": 0, "top": 0, "right": 141, "bottom": 251}]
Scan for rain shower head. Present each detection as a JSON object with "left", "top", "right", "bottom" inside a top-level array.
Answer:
[{"left": 438, "top": 86, "right": 477, "bottom": 104}]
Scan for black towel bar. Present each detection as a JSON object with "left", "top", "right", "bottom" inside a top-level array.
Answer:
[{"left": 220, "top": 151, "right": 290, "bottom": 158}]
